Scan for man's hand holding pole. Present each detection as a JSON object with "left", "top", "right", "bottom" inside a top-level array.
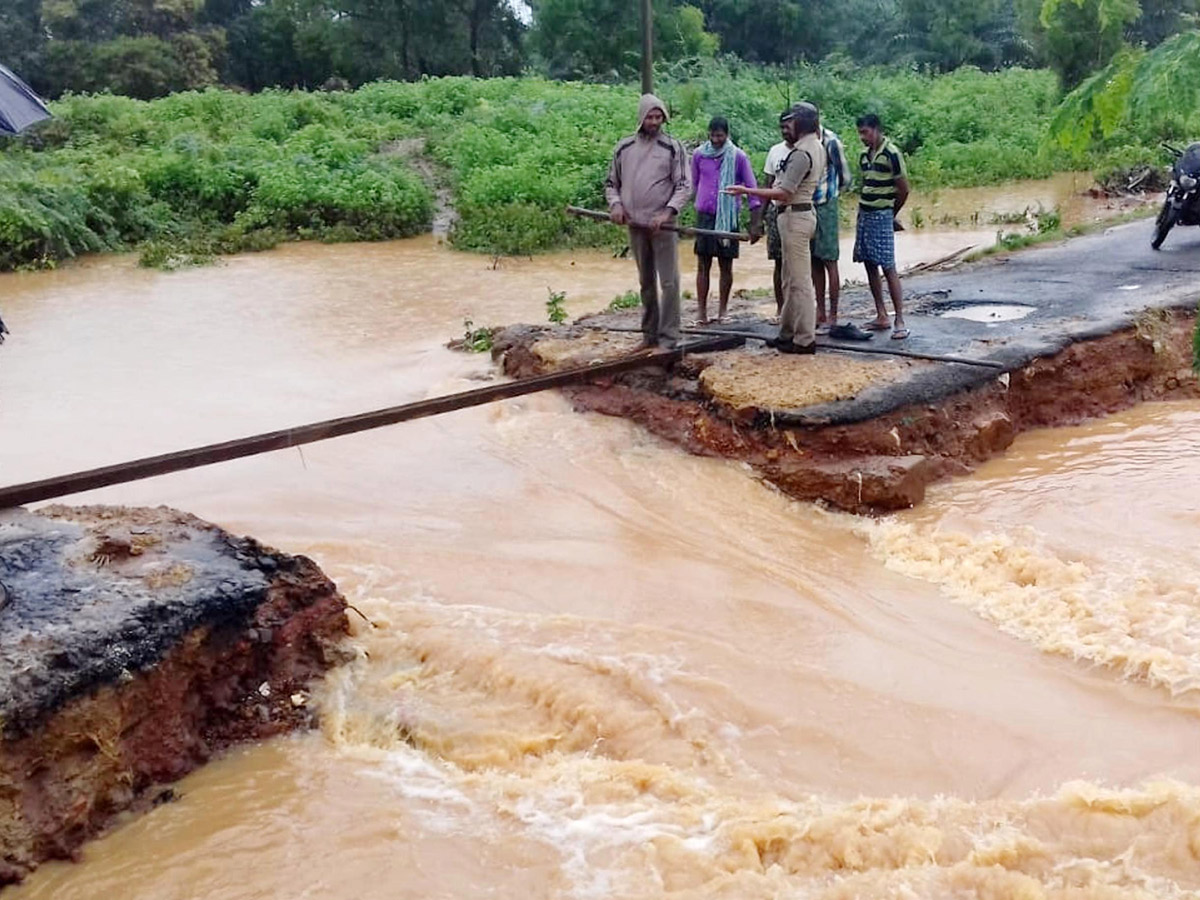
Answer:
[{"left": 649, "top": 209, "right": 675, "bottom": 232}]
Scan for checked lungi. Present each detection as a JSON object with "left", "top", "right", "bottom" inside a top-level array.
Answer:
[{"left": 852, "top": 207, "right": 896, "bottom": 270}]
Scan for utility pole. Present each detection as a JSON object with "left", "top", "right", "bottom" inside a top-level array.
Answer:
[{"left": 640, "top": 0, "right": 653, "bottom": 94}]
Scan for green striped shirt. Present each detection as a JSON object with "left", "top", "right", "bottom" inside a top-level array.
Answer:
[{"left": 858, "top": 138, "right": 907, "bottom": 210}]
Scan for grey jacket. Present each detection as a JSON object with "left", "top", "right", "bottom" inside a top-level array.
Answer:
[{"left": 604, "top": 94, "right": 691, "bottom": 224}]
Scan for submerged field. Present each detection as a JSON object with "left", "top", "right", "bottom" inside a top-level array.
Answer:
[{"left": 0, "top": 63, "right": 1166, "bottom": 270}]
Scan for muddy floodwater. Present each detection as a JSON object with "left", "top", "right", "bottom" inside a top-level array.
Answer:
[{"left": 3, "top": 183, "right": 1198, "bottom": 898}]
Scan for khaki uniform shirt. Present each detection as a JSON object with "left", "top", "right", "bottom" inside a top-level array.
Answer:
[{"left": 774, "top": 133, "right": 827, "bottom": 207}]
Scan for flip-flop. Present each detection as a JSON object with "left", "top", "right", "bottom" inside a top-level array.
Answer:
[
  {"left": 864, "top": 321, "right": 892, "bottom": 331},
  {"left": 891, "top": 328, "right": 910, "bottom": 340},
  {"left": 828, "top": 323, "right": 874, "bottom": 341}
]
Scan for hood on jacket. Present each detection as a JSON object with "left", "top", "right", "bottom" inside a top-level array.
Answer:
[{"left": 637, "top": 93, "right": 669, "bottom": 132}]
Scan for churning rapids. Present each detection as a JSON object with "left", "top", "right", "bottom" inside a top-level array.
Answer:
[{"left": 3, "top": 193, "right": 1199, "bottom": 898}]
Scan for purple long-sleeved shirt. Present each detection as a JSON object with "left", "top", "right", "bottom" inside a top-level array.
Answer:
[{"left": 690, "top": 148, "right": 760, "bottom": 215}]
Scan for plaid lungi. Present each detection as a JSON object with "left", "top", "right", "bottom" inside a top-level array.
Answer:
[
  {"left": 853, "top": 206, "right": 896, "bottom": 269},
  {"left": 765, "top": 203, "right": 782, "bottom": 261}
]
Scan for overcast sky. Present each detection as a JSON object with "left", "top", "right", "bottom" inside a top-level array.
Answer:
[{"left": 508, "top": 0, "right": 532, "bottom": 24}]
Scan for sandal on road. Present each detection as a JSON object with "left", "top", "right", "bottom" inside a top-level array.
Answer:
[
  {"left": 891, "top": 327, "right": 911, "bottom": 340},
  {"left": 864, "top": 320, "right": 892, "bottom": 331},
  {"left": 828, "top": 323, "right": 874, "bottom": 341}
]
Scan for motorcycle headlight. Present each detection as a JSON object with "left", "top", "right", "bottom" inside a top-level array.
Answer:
[{"left": 1181, "top": 174, "right": 1198, "bottom": 190}]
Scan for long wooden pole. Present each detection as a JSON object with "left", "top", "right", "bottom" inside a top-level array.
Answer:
[
  {"left": 0, "top": 335, "right": 743, "bottom": 510},
  {"left": 640, "top": 0, "right": 653, "bottom": 94},
  {"left": 566, "top": 206, "right": 750, "bottom": 242}
]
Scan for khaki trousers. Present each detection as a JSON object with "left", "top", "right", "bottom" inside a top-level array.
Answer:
[
  {"left": 628, "top": 226, "right": 681, "bottom": 345},
  {"left": 778, "top": 208, "right": 817, "bottom": 348}
]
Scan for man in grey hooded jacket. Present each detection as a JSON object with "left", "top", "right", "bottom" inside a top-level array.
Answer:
[{"left": 605, "top": 94, "right": 692, "bottom": 348}]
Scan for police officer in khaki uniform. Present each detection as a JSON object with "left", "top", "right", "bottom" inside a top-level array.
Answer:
[{"left": 726, "top": 103, "right": 826, "bottom": 353}]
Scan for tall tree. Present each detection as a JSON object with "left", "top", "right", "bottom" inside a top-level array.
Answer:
[
  {"left": 896, "top": 0, "right": 1027, "bottom": 70},
  {"left": 200, "top": 0, "right": 252, "bottom": 25},
  {"left": 1018, "top": 0, "right": 1142, "bottom": 87},
  {"left": 530, "top": 0, "right": 716, "bottom": 79},
  {"left": 0, "top": 0, "right": 46, "bottom": 80},
  {"left": 41, "top": 0, "right": 206, "bottom": 40},
  {"left": 694, "top": 0, "right": 829, "bottom": 65},
  {"left": 1128, "top": 0, "right": 1199, "bottom": 47},
  {"left": 1049, "top": 29, "right": 1200, "bottom": 155}
]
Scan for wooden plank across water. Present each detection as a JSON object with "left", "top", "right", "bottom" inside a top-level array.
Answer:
[{"left": 0, "top": 335, "right": 743, "bottom": 509}]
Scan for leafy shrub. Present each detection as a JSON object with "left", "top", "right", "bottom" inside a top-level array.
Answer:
[
  {"left": 0, "top": 86, "right": 433, "bottom": 270},
  {"left": 1, "top": 58, "right": 1183, "bottom": 268},
  {"left": 546, "top": 288, "right": 568, "bottom": 324},
  {"left": 461, "top": 319, "right": 494, "bottom": 352}
]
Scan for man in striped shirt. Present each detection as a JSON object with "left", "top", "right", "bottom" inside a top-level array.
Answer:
[{"left": 854, "top": 113, "right": 910, "bottom": 340}]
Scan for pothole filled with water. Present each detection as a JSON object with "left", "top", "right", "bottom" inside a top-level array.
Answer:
[{"left": 936, "top": 303, "right": 1035, "bottom": 323}]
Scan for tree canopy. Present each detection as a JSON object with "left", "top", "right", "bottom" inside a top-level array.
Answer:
[{"left": 0, "top": 0, "right": 1197, "bottom": 98}]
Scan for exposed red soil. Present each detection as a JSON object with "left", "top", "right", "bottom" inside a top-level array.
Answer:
[
  {"left": 500, "top": 311, "right": 1199, "bottom": 512},
  {"left": 0, "top": 508, "right": 350, "bottom": 887}
]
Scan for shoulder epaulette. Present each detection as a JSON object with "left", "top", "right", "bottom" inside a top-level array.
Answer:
[{"left": 779, "top": 147, "right": 812, "bottom": 172}]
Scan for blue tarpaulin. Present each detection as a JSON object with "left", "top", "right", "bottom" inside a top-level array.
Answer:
[{"left": 0, "top": 63, "right": 50, "bottom": 135}]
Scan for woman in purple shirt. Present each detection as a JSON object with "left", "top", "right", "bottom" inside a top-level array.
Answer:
[{"left": 691, "top": 117, "right": 763, "bottom": 323}]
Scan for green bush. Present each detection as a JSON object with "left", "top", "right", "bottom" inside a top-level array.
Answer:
[
  {"left": 0, "top": 60, "right": 1181, "bottom": 268},
  {"left": 0, "top": 163, "right": 111, "bottom": 269},
  {"left": 408, "top": 65, "right": 1077, "bottom": 253},
  {"left": 0, "top": 86, "right": 434, "bottom": 270}
]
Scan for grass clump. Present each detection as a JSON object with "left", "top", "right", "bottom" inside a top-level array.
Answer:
[{"left": 607, "top": 290, "right": 641, "bottom": 311}]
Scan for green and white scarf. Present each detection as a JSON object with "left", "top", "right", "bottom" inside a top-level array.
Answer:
[{"left": 697, "top": 139, "right": 741, "bottom": 237}]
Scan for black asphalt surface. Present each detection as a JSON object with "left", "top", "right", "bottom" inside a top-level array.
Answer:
[
  {"left": 0, "top": 509, "right": 282, "bottom": 738},
  {"left": 702, "top": 219, "right": 1200, "bottom": 425}
]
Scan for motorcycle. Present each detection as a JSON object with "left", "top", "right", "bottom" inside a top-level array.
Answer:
[{"left": 1151, "top": 141, "right": 1200, "bottom": 250}]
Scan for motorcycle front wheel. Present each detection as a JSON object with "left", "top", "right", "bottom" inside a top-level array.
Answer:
[{"left": 1151, "top": 202, "right": 1178, "bottom": 250}]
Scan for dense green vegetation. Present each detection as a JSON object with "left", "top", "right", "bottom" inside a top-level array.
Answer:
[
  {"left": 439, "top": 63, "right": 1072, "bottom": 254},
  {"left": 5, "top": 0, "right": 1197, "bottom": 99},
  {"left": 1050, "top": 31, "right": 1200, "bottom": 161},
  {"left": 1, "top": 0, "right": 1198, "bottom": 268},
  {"left": 0, "top": 64, "right": 1069, "bottom": 267},
  {"left": 8, "top": 47, "right": 1200, "bottom": 270},
  {"left": 0, "top": 89, "right": 433, "bottom": 269}
]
